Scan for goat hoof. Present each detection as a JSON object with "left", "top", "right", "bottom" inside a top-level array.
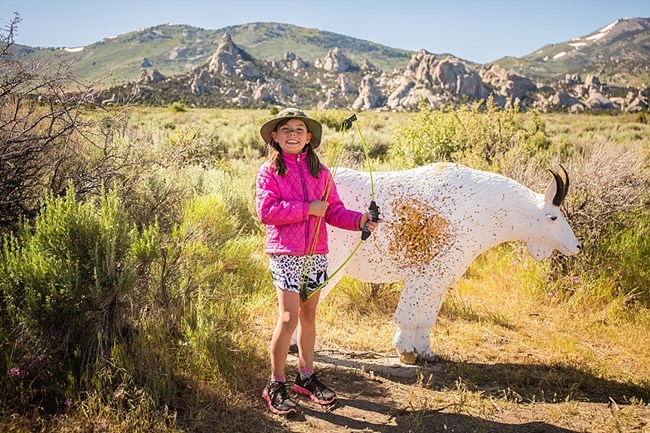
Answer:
[
  {"left": 398, "top": 351, "right": 417, "bottom": 365},
  {"left": 416, "top": 352, "right": 440, "bottom": 365}
]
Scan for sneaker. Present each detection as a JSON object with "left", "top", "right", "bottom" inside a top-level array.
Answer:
[
  {"left": 291, "top": 372, "right": 337, "bottom": 405},
  {"left": 262, "top": 380, "right": 298, "bottom": 415}
]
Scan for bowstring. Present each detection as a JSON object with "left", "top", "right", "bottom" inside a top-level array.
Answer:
[
  {"left": 299, "top": 121, "right": 352, "bottom": 299},
  {"left": 300, "top": 115, "right": 374, "bottom": 302},
  {"left": 356, "top": 119, "right": 375, "bottom": 201}
]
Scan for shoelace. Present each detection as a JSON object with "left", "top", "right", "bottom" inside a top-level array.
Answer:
[
  {"left": 304, "top": 372, "right": 329, "bottom": 397},
  {"left": 269, "top": 381, "right": 291, "bottom": 403}
]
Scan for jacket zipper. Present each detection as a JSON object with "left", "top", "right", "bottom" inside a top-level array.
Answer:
[{"left": 296, "top": 153, "right": 310, "bottom": 256}]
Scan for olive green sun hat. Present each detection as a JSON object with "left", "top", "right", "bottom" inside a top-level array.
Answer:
[{"left": 259, "top": 107, "right": 323, "bottom": 148}]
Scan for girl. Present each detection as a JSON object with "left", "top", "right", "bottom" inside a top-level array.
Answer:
[{"left": 256, "top": 108, "right": 379, "bottom": 415}]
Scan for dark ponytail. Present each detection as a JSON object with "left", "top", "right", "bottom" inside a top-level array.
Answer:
[
  {"left": 305, "top": 144, "right": 323, "bottom": 178},
  {"left": 267, "top": 140, "right": 288, "bottom": 176}
]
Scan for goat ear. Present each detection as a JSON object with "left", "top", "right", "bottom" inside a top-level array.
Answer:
[{"left": 545, "top": 169, "right": 566, "bottom": 206}]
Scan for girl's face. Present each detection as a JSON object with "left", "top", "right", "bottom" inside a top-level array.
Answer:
[{"left": 271, "top": 118, "right": 313, "bottom": 154}]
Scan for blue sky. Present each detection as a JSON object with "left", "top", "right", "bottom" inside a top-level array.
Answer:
[{"left": 1, "top": 0, "right": 648, "bottom": 64}]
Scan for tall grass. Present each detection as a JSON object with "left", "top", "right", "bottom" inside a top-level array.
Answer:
[
  {"left": 1, "top": 107, "right": 648, "bottom": 431},
  {"left": 569, "top": 209, "right": 650, "bottom": 304},
  {"left": 0, "top": 159, "right": 271, "bottom": 430}
]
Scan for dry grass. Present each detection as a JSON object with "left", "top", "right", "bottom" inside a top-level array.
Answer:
[
  {"left": 316, "top": 245, "right": 650, "bottom": 393},
  {"left": 301, "top": 244, "right": 650, "bottom": 432},
  {"left": 2, "top": 109, "right": 648, "bottom": 432}
]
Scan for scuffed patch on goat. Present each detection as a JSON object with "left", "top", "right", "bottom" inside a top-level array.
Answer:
[{"left": 386, "top": 197, "right": 454, "bottom": 269}]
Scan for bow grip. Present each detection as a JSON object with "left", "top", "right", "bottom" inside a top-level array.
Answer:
[{"left": 361, "top": 200, "right": 380, "bottom": 240}]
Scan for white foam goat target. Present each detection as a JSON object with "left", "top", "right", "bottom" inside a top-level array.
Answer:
[{"left": 297, "top": 162, "right": 581, "bottom": 364}]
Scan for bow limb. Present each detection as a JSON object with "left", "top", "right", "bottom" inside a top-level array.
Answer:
[
  {"left": 299, "top": 121, "right": 350, "bottom": 300},
  {"left": 300, "top": 114, "right": 380, "bottom": 302}
]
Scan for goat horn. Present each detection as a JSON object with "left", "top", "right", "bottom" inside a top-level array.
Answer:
[
  {"left": 559, "top": 164, "right": 570, "bottom": 199},
  {"left": 548, "top": 168, "right": 566, "bottom": 206}
]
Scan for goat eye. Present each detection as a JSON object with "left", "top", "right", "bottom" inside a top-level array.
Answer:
[{"left": 546, "top": 213, "right": 558, "bottom": 221}]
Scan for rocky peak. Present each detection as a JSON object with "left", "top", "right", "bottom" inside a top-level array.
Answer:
[
  {"left": 339, "top": 74, "right": 357, "bottom": 94},
  {"left": 218, "top": 32, "right": 237, "bottom": 53},
  {"left": 283, "top": 51, "right": 307, "bottom": 70},
  {"left": 399, "top": 49, "right": 492, "bottom": 101},
  {"left": 362, "top": 59, "right": 380, "bottom": 73},
  {"left": 116, "top": 25, "right": 650, "bottom": 114},
  {"left": 315, "top": 47, "right": 356, "bottom": 72},
  {"left": 190, "top": 68, "right": 211, "bottom": 96},
  {"left": 137, "top": 68, "right": 165, "bottom": 84},
  {"left": 435, "top": 57, "right": 491, "bottom": 99},
  {"left": 405, "top": 49, "right": 438, "bottom": 84},
  {"left": 479, "top": 64, "right": 538, "bottom": 100},
  {"left": 208, "top": 33, "right": 239, "bottom": 76},
  {"left": 353, "top": 75, "right": 385, "bottom": 110},
  {"left": 208, "top": 32, "right": 261, "bottom": 79}
]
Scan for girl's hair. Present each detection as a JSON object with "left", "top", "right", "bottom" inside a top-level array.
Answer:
[{"left": 266, "top": 119, "right": 323, "bottom": 177}]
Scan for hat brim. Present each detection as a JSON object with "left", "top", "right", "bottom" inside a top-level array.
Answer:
[{"left": 260, "top": 115, "right": 322, "bottom": 148}]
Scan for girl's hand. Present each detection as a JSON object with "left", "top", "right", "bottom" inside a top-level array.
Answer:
[
  {"left": 308, "top": 200, "right": 329, "bottom": 217},
  {"left": 359, "top": 212, "right": 382, "bottom": 232}
]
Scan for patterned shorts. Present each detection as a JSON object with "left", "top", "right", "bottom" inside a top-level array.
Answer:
[{"left": 269, "top": 254, "right": 329, "bottom": 295}]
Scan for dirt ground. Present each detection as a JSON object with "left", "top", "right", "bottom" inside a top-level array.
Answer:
[{"left": 252, "top": 348, "right": 649, "bottom": 433}]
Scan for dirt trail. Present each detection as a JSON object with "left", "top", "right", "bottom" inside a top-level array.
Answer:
[{"left": 256, "top": 348, "right": 649, "bottom": 433}]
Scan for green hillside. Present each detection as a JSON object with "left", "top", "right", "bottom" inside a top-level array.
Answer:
[
  {"left": 14, "top": 22, "right": 413, "bottom": 87},
  {"left": 11, "top": 18, "right": 650, "bottom": 94}
]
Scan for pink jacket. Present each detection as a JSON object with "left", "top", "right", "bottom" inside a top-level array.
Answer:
[{"left": 256, "top": 151, "right": 362, "bottom": 255}]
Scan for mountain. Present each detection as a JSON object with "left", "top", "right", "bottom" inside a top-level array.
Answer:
[
  {"left": 493, "top": 17, "right": 650, "bottom": 88},
  {"left": 13, "top": 22, "right": 415, "bottom": 86},
  {"left": 8, "top": 20, "right": 650, "bottom": 113}
]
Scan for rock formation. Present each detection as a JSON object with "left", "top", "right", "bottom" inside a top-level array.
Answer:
[
  {"left": 115, "top": 34, "right": 649, "bottom": 114},
  {"left": 315, "top": 47, "right": 356, "bottom": 72},
  {"left": 208, "top": 33, "right": 261, "bottom": 79}
]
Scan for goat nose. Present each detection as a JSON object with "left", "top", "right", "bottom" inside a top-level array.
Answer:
[{"left": 577, "top": 243, "right": 582, "bottom": 250}]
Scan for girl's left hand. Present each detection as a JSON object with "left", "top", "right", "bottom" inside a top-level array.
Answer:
[{"left": 359, "top": 212, "right": 382, "bottom": 233}]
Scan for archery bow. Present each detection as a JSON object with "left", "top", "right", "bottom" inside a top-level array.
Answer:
[{"left": 300, "top": 114, "right": 380, "bottom": 301}]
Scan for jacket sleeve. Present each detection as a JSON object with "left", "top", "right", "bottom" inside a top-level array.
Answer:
[
  {"left": 323, "top": 169, "right": 363, "bottom": 231},
  {"left": 256, "top": 165, "right": 309, "bottom": 226}
]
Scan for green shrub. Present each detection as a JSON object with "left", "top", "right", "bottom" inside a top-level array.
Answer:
[
  {"left": 219, "top": 122, "right": 266, "bottom": 159},
  {"left": 390, "top": 106, "right": 459, "bottom": 167},
  {"left": 189, "top": 162, "right": 261, "bottom": 235},
  {"left": 0, "top": 186, "right": 140, "bottom": 407},
  {"left": 568, "top": 210, "right": 650, "bottom": 304},
  {"left": 179, "top": 235, "right": 268, "bottom": 386},
  {"left": 124, "top": 168, "right": 188, "bottom": 231},
  {"left": 391, "top": 98, "right": 550, "bottom": 172},
  {"left": 169, "top": 102, "right": 187, "bottom": 113},
  {"left": 139, "top": 192, "right": 268, "bottom": 390},
  {"left": 177, "top": 194, "right": 239, "bottom": 266}
]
